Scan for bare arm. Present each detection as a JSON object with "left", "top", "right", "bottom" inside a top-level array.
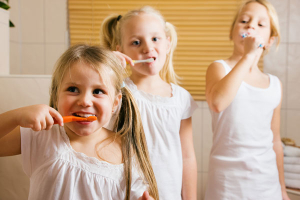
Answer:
[
  {"left": 180, "top": 117, "right": 197, "bottom": 200},
  {"left": 206, "top": 34, "right": 264, "bottom": 113},
  {"left": 206, "top": 56, "right": 255, "bottom": 112},
  {"left": 271, "top": 82, "right": 290, "bottom": 200},
  {"left": 0, "top": 104, "right": 63, "bottom": 157}
]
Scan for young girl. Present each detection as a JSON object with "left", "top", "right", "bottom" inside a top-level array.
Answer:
[
  {"left": 205, "top": 0, "right": 290, "bottom": 199},
  {"left": 100, "top": 6, "right": 198, "bottom": 199},
  {"left": 0, "top": 44, "right": 159, "bottom": 200}
]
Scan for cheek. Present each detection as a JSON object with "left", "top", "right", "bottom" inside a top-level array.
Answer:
[{"left": 56, "top": 95, "right": 71, "bottom": 114}]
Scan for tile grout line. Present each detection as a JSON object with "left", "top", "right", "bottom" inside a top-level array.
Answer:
[{"left": 285, "top": 0, "right": 290, "bottom": 137}]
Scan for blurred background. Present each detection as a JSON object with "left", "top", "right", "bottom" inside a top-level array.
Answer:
[{"left": 0, "top": 0, "right": 299, "bottom": 199}]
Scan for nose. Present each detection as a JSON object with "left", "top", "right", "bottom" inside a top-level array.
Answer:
[
  {"left": 77, "top": 92, "right": 92, "bottom": 107},
  {"left": 142, "top": 40, "right": 154, "bottom": 54},
  {"left": 246, "top": 20, "right": 256, "bottom": 30}
]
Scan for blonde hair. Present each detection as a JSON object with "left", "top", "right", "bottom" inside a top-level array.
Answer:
[
  {"left": 229, "top": 0, "right": 280, "bottom": 48},
  {"left": 100, "top": 6, "right": 180, "bottom": 84},
  {"left": 49, "top": 44, "right": 159, "bottom": 200}
]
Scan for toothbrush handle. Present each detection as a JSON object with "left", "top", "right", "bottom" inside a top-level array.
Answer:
[
  {"left": 132, "top": 60, "right": 143, "bottom": 63},
  {"left": 54, "top": 116, "right": 86, "bottom": 124},
  {"left": 62, "top": 116, "right": 75, "bottom": 123}
]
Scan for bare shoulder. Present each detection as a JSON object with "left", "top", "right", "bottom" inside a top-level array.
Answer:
[
  {"left": 206, "top": 61, "right": 227, "bottom": 83},
  {"left": 206, "top": 61, "right": 226, "bottom": 78}
]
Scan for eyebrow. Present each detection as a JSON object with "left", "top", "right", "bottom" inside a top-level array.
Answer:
[
  {"left": 240, "top": 13, "right": 268, "bottom": 21},
  {"left": 63, "top": 81, "right": 107, "bottom": 89}
]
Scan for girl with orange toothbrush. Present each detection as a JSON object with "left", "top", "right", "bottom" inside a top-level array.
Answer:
[{"left": 0, "top": 44, "right": 158, "bottom": 200}]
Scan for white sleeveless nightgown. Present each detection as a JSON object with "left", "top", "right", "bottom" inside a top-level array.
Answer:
[{"left": 205, "top": 60, "right": 282, "bottom": 200}]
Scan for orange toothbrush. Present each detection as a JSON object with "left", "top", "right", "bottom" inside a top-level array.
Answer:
[{"left": 55, "top": 116, "right": 97, "bottom": 124}]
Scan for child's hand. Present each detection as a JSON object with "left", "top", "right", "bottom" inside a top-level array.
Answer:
[
  {"left": 138, "top": 191, "right": 154, "bottom": 200},
  {"left": 242, "top": 31, "right": 264, "bottom": 57},
  {"left": 282, "top": 189, "right": 291, "bottom": 200},
  {"left": 113, "top": 51, "right": 134, "bottom": 68},
  {"left": 16, "top": 104, "right": 63, "bottom": 131}
]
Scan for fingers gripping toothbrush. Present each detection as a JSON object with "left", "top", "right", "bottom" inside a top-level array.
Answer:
[{"left": 241, "top": 32, "right": 264, "bottom": 48}]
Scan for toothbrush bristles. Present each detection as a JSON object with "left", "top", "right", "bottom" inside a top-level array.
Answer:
[
  {"left": 146, "top": 58, "right": 154, "bottom": 62},
  {"left": 241, "top": 33, "right": 248, "bottom": 38},
  {"left": 87, "top": 116, "right": 97, "bottom": 121},
  {"left": 134, "top": 58, "right": 154, "bottom": 63}
]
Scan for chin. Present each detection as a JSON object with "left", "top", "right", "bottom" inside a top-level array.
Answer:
[{"left": 74, "top": 131, "right": 93, "bottom": 137}]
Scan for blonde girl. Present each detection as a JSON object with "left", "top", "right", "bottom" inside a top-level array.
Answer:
[
  {"left": 0, "top": 44, "right": 158, "bottom": 200},
  {"left": 101, "top": 6, "right": 198, "bottom": 200},
  {"left": 205, "top": 0, "right": 289, "bottom": 199}
]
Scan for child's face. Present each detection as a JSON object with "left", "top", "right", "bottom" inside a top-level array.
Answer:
[
  {"left": 56, "top": 61, "right": 121, "bottom": 137},
  {"left": 232, "top": 2, "right": 274, "bottom": 51},
  {"left": 118, "top": 13, "right": 170, "bottom": 77}
]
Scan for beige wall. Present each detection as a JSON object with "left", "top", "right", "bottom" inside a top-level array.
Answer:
[
  {"left": 9, "top": 0, "right": 68, "bottom": 75},
  {"left": 264, "top": 0, "right": 300, "bottom": 145},
  {"left": 0, "top": 0, "right": 299, "bottom": 199},
  {"left": 0, "top": 76, "right": 51, "bottom": 200}
]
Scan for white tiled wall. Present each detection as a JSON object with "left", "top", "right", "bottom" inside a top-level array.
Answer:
[
  {"left": 9, "top": 0, "right": 68, "bottom": 75},
  {"left": 265, "top": 0, "right": 300, "bottom": 145},
  {"left": 0, "top": 75, "right": 51, "bottom": 200},
  {"left": 1, "top": 0, "right": 300, "bottom": 200},
  {"left": 192, "top": 102, "right": 213, "bottom": 199}
]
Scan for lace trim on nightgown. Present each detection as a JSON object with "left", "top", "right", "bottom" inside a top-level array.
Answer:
[{"left": 125, "top": 77, "right": 175, "bottom": 103}]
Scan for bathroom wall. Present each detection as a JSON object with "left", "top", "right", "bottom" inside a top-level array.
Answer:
[
  {"left": 264, "top": 0, "right": 300, "bottom": 145},
  {"left": 0, "top": 75, "right": 51, "bottom": 200},
  {"left": 0, "top": 0, "right": 299, "bottom": 200},
  {"left": 9, "top": 0, "right": 68, "bottom": 75},
  {"left": 0, "top": 0, "right": 68, "bottom": 199}
]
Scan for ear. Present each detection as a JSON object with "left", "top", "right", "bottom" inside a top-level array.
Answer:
[
  {"left": 166, "top": 36, "right": 171, "bottom": 54},
  {"left": 266, "top": 36, "right": 275, "bottom": 50},
  {"left": 116, "top": 45, "right": 122, "bottom": 52},
  {"left": 112, "top": 92, "right": 122, "bottom": 113}
]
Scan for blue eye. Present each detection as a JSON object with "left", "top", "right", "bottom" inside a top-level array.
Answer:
[
  {"left": 93, "top": 89, "right": 104, "bottom": 95},
  {"left": 67, "top": 86, "right": 78, "bottom": 93},
  {"left": 132, "top": 41, "right": 140, "bottom": 46}
]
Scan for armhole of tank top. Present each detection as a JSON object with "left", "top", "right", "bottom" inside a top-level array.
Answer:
[
  {"left": 269, "top": 74, "right": 282, "bottom": 107},
  {"left": 214, "top": 60, "right": 230, "bottom": 75}
]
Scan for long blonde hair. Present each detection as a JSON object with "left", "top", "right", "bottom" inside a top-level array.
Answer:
[
  {"left": 229, "top": 0, "right": 280, "bottom": 48},
  {"left": 100, "top": 6, "right": 180, "bottom": 85},
  {"left": 49, "top": 44, "right": 159, "bottom": 200}
]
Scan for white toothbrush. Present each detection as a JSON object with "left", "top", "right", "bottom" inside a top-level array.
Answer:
[{"left": 132, "top": 58, "right": 155, "bottom": 64}]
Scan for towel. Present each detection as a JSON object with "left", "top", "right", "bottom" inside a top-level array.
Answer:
[
  {"left": 284, "top": 157, "right": 300, "bottom": 165},
  {"left": 284, "top": 172, "right": 300, "bottom": 180},
  {"left": 285, "top": 178, "right": 300, "bottom": 190},
  {"left": 284, "top": 164, "right": 300, "bottom": 174},
  {"left": 282, "top": 141, "right": 285, "bottom": 148},
  {"left": 284, "top": 146, "right": 300, "bottom": 157}
]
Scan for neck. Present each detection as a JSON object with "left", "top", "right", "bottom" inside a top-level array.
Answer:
[
  {"left": 65, "top": 127, "right": 123, "bottom": 164},
  {"left": 130, "top": 73, "right": 164, "bottom": 88},
  {"left": 129, "top": 73, "right": 172, "bottom": 96},
  {"left": 65, "top": 127, "right": 103, "bottom": 144}
]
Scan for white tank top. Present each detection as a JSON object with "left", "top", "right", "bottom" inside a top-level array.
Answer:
[{"left": 205, "top": 60, "right": 282, "bottom": 200}]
